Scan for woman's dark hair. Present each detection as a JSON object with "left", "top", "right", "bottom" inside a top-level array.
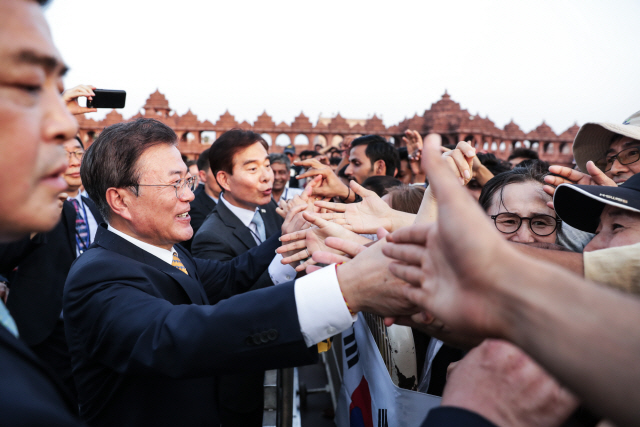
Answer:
[
  {"left": 478, "top": 164, "right": 548, "bottom": 213},
  {"left": 361, "top": 175, "right": 402, "bottom": 197},
  {"left": 80, "top": 118, "right": 178, "bottom": 221},
  {"left": 384, "top": 185, "right": 426, "bottom": 214}
]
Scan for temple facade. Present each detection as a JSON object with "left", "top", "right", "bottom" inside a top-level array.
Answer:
[{"left": 76, "top": 90, "right": 578, "bottom": 166}]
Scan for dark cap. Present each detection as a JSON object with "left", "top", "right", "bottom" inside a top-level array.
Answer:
[
  {"left": 554, "top": 173, "right": 640, "bottom": 233},
  {"left": 284, "top": 145, "right": 295, "bottom": 155}
]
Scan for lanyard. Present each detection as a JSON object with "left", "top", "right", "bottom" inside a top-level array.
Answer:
[{"left": 74, "top": 198, "right": 91, "bottom": 253}]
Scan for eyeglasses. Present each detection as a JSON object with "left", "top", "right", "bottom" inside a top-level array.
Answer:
[
  {"left": 66, "top": 150, "right": 84, "bottom": 160},
  {"left": 136, "top": 176, "right": 198, "bottom": 199},
  {"left": 595, "top": 146, "right": 640, "bottom": 172},
  {"left": 490, "top": 212, "right": 561, "bottom": 237}
]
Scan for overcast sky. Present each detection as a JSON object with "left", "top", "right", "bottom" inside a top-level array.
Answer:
[{"left": 45, "top": 0, "right": 639, "bottom": 135}]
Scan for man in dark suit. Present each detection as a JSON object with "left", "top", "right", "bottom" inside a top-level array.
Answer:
[
  {"left": 180, "top": 147, "right": 221, "bottom": 252},
  {"left": 65, "top": 118, "right": 401, "bottom": 427},
  {"left": 191, "top": 130, "right": 288, "bottom": 426},
  {"left": 0, "top": 0, "right": 83, "bottom": 424},
  {"left": 0, "top": 135, "right": 103, "bottom": 401}
]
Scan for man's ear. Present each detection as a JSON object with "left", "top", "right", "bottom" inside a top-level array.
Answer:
[
  {"left": 105, "top": 187, "right": 133, "bottom": 222},
  {"left": 216, "top": 171, "right": 232, "bottom": 193},
  {"left": 373, "top": 159, "right": 386, "bottom": 176},
  {"left": 198, "top": 169, "right": 207, "bottom": 184}
]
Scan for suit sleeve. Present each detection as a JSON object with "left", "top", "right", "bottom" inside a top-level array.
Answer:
[
  {"left": 191, "top": 223, "right": 236, "bottom": 262},
  {"left": 421, "top": 407, "right": 498, "bottom": 427},
  {"left": 63, "top": 255, "right": 316, "bottom": 379},
  {"left": 192, "top": 232, "right": 281, "bottom": 303}
]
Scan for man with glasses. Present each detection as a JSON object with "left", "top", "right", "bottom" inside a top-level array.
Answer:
[
  {"left": 545, "top": 110, "right": 640, "bottom": 191},
  {"left": 63, "top": 118, "right": 416, "bottom": 427}
]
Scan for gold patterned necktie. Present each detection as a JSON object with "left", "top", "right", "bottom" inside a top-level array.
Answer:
[{"left": 172, "top": 252, "right": 188, "bottom": 275}]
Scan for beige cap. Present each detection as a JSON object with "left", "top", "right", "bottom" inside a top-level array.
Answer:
[{"left": 573, "top": 110, "right": 640, "bottom": 172}]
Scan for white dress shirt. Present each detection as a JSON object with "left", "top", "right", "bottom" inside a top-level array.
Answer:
[
  {"left": 219, "top": 193, "right": 298, "bottom": 283},
  {"left": 107, "top": 225, "right": 355, "bottom": 346}
]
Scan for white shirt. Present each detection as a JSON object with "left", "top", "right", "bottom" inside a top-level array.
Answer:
[
  {"left": 106, "top": 225, "right": 355, "bottom": 346},
  {"left": 68, "top": 193, "right": 98, "bottom": 257},
  {"left": 220, "top": 193, "right": 263, "bottom": 244}
]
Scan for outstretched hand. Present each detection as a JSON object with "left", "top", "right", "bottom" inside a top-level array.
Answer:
[
  {"left": 382, "top": 131, "right": 519, "bottom": 337},
  {"left": 294, "top": 158, "right": 352, "bottom": 201},
  {"left": 278, "top": 211, "right": 372, "bottom": 271},
  {"left": 313, "top": 181, "right": 413, "bottom": 233},
  {"left": 62, "top": 84, "right": 97, "bottom": 115},
  {"left": 543, "top": 161, "right": 616, "bottom": 209}
]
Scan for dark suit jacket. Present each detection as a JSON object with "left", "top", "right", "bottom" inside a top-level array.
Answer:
[
  {"left": 421, "top": 407, "right": 497, "bottom": 427},
  {"left": 0, "top": 198, "right": 102, "bottom": 346},
  {"left": 0, "top": 325, "right": 81, "bottom": 426},
  {"left": 191, "top": 198, "right": 283, "bottom": 291},
  {"left": 63, "top": 225, "right": 316, "bottom": 427},
  {"left": 181, "top": 189, "right": 217, "bottom": 252}
]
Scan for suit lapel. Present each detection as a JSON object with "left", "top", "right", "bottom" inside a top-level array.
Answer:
[
  {"left": 261, "top": 200, "right": 283, "bottom": 239},
  {"left": 216, "top": 200, "right": 257, "bottom": 250},
  {"left": 94, "top": 226, "right": 206, "bottom": 305}
]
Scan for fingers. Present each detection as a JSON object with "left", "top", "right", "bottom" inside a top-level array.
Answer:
[
  {"left": 311, "top": 250, "right": 352, "bottom": 266},
  {"left": 547, "top": 165, "right": 586, "bottom": 182},
  {"left": 280, "top": 229, "right": 307, "bottom": 243},
  {"left": 443, "top": 151, "right": 471, "bottom": 184},
  {"left": 421, "top": 130, "right": 474, "bottom": 211},
  {"left": 387, "top": 262, "right": 426, "bottom": 287},
  {"left": 386, "top": 223, "right": 431, "bottom": 245},
  {"left": 542, "top": 184, "right": 557, "bottom": 199},
  {"left": 376, "top": 227, "right": 389, "bottom": 240},
  {"left": 295, "top": 257, "right": 317, "bottom": 272},
  {"left": 281, "top": 248, "right": 312, "bottom": 265},
  {"left": 350, "top": 180, "right": 378, "bottom": 199},
  {"left": 382, "top": 242, "right": 425, "bottom": 266},
  {"left": 324, "top": 236, "right": 367, "bottom": 257},
  {"left": 314, "top": 201, "right": 346, "bottom": 213},
  {"left": 454, "top": 141, "right": 476, "bottom": 158},
  {"left": 301, "top": 211, "right": 331, "bottom": 228},
  {"left": 543, "top": 174, "right": 573, "bottom": 188},
  {"left": 276, "top": 239, "right": 307, "bottom": 255},
  {"left": 294, "top": 158, "right": 323, "bottom": 169},
  {"left": 585, "top": 161, "right": 617, "bottom": 186}
]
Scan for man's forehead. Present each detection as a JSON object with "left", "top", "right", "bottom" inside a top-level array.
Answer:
[
  {"left": 607, "top": 136, "right": 640, "bottom": 154},
  {"left": 602, "top": 205, "right": 640, "bottom": 221},
  {"left": 0, "top": 1, "right": 66, "bottom": 76},
  {"left": 138, "top": 144, "right": 186, "bottom": 178}
]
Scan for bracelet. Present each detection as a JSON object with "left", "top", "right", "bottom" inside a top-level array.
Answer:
[
  {"left": 339, "top": 186, "right": 351, "bottom": 203},
  {"left": 336, "top": 262, "right": 356, "bottom": 316}
]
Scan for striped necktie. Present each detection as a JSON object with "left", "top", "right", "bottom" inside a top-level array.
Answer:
[
  {"left": 70, "top": 199, "right": 90, "bottom": 252},
  {"left": 250, "top": 210, "right": 266, "bottom": 243},
  {"left": 172, "top": 252, "right": 188, "bottom": 275}
]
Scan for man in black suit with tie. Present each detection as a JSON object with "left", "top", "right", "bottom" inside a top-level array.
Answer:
[
  {"left": 180, "top": 147, "right": 221, "bottom": 252},
  {"left": 0, "top": 0, "right": 83, "bottom": 424},
  {"left": 191, "top": 130, "right": 290, "bottom": 426},
  {"left": 64, "top": 118, "right": 413, "bottom": 427},
  {"left": 0, "top": 136, "right": 103, "bottom": 402}
]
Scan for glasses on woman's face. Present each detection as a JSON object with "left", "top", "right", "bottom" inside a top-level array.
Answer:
[
  {"left": 490, "top": 212, "right": 561, "bottom": 236},
  {"left": 595, "top": 146, "right": 640, "bottom": 172}
]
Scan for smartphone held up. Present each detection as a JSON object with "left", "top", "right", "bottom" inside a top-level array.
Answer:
[{"left": 86, "top": 89, "right": 126, "bottom": 109}]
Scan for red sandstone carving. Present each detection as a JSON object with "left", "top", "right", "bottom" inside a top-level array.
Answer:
[{"left": 76, "top": 90, "right": 577, "bottom": 166}]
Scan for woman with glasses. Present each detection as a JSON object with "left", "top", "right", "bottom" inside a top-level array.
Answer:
[{"left": 479, "top": 165, "right": 561, "bottom": 245}]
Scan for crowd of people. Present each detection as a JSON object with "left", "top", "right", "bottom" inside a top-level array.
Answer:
[{"left": 1, "top": 1, "right": 640, "bottom": 427}]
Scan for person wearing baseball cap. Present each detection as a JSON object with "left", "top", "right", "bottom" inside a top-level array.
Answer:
[
  {"left": 572, "top": 110, "right": 640, "bottom": 185},
  {"left": 554, "top": 173, "right": 640, "bottom": 293}
]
